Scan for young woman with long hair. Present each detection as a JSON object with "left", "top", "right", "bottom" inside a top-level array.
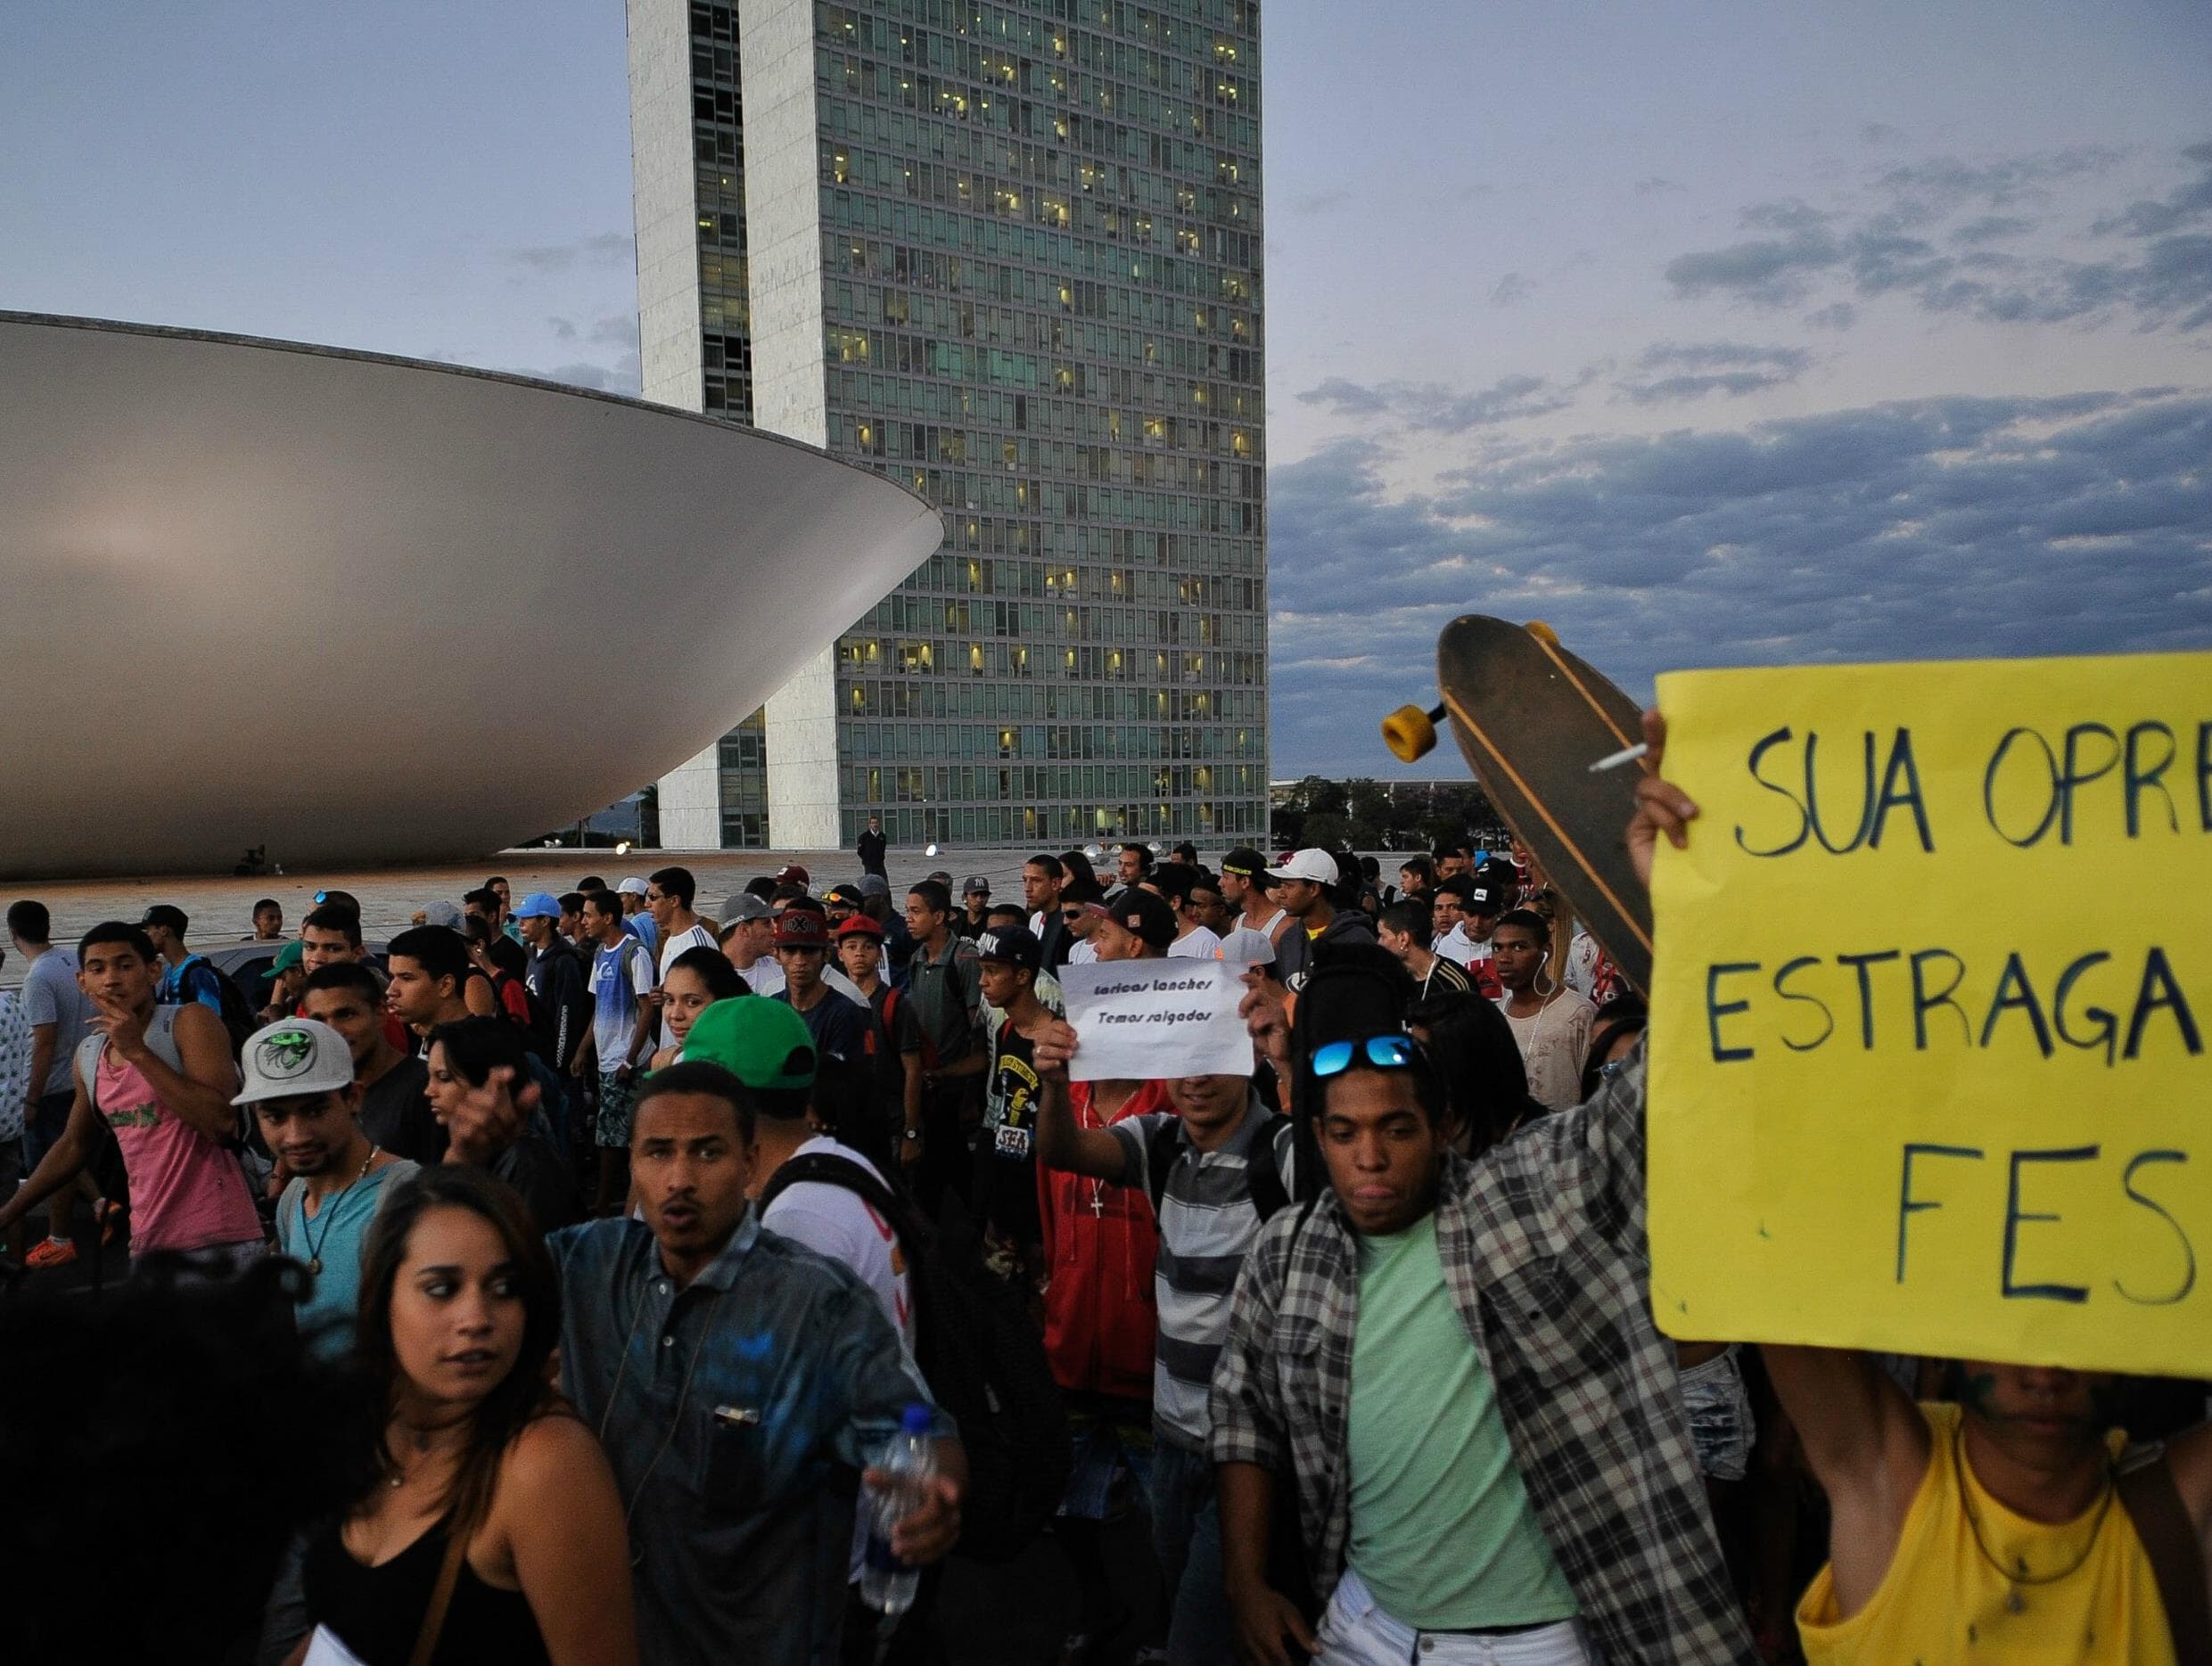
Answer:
[
  {"left": 286, "top": 1166, "right": 636, "bottom": 1665},
  {"left": 644, "top": 945, "right": 747, "bottom": 1071}
]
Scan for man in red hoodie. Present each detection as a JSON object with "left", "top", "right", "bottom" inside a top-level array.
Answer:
[{"left": 1038, "top": 1063, "right": 1172, "bottom": 1662}]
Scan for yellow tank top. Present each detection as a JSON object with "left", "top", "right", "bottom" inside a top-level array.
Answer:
[{"left": 1797, "top": 1401, "right": 2173, "bottom": 1666}]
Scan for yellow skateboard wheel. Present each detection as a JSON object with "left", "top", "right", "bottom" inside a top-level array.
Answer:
[
  {"left": 1382, "top": 702, "right": 1439, "bottom": 763},
  {"left": 1525, "top": 620, "right": 1560, "bottom": 645}
]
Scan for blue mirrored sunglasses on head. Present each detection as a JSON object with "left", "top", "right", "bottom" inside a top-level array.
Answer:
[{"left": 1310, "top": 1034, "right": 1418, "bottom": 1078}]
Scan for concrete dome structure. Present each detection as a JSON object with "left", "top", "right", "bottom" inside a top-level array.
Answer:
[{"left": 0, "top": 313, "right": 942, "bottom": 879}]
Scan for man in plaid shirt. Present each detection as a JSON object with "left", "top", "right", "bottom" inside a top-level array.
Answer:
[{"left": 1209, "top": 715, "right": 1756, "bottom": 1666}]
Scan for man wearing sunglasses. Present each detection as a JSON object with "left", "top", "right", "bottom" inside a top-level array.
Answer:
[
  {"left": 1057, "top": 872, "right": 1107, "bottom": 966},
  {"left": 1213, "top": 817, "right": 1752, "bottom": 1661}
]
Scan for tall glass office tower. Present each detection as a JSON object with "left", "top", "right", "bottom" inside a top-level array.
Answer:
[{"left": 629, "top": 0, "right": 1266, "bottom": 850}]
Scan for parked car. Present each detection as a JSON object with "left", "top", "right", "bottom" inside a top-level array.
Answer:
[{"left": 201, "top": 938, "right": 389, "bottom": 1014}]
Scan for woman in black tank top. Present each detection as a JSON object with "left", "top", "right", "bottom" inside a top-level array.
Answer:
[
  {"left": 301, "top": 1513, "right": 549, "bottom": 1666},
  {"left": 287, "top": 1167, "right": 636, "bottom": 1666}
]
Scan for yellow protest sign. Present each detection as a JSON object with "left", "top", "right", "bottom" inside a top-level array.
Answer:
[{"left": 1647, "top": 652, "right": 2212, "bottom": 1375}]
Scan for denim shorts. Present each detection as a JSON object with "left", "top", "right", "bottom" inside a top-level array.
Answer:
[
  {"left": 1057, "top": 1391, "right": 1155, "bottom": 1520},
  {"left": 1679, "top": 1345, "right": 1756, "bottom": 1481},
  {"left": 25, "top": 1089, "right": 74, "bottom": 1169}
]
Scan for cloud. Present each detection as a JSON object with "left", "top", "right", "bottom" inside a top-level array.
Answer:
[
  {"left": 1289, "top": 188, "right": 1349, "bottom": 215},
  {"left": 2091, "top": 140, "right": 2212, "bottom": 238},
  {"left": 532, "top": 313, "right": 638, "bottom": 390},
  {"left": 1633, "top": 176, "right": 1684, "bottom": 195},
  {"left": 504, "top": 231, "right": 634, "bottom": 273},
  {"left": 1951, "top": 215, "right": 2035, "bottom": 244},
  {"left": 588, "top": 312, "right": 637, "bottom": 349},
  {"left": 1296, "top": 372, "right": 1581, "bottom": 432},
  {"left": 1805, "top": 301, "right": 1857, "bottom": 331},
  {"left": 1861, "top": 123, "right": 1907, "bottom": 148},
  {"left": 1490, "top": 272, "right": 1534, "bottom": 307},
  {"left": 1265, "top": 389, "right": 2212, "bottom": 771},
  {"left": 1664, "top": 199, "right": 1844, "bottom": 306},
  {"left": 1616, "top": 341, "right": 1813, "bottom": 405},
  {"left": 514, "top": 354, "right": 644, "bottom": 396},
  {"left": 1663, "top": 140, "right": 2212, "bottom": 332},
  {"left": 1871, "top": 146, "right": 2126, "bottom": 223}
]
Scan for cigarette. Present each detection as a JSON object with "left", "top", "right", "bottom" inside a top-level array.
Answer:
[{"left": 1588, "top": 742, "right": 1649, "bottom": 774}]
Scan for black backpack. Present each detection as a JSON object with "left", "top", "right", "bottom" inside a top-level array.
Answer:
[
  {"left": 1143, "top": 1109, "right": 1293, "bottom": 1221},
  {"left": 758, "top": 1153, "right": 1072, "bottom": 1564},
  {"left": 179, "top": 956, "right": 259, "bottom": 1059},
  {"left": 486, "top": 966, "right": 557, "bottom": 1066}
]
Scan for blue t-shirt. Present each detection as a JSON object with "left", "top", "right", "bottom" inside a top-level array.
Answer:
[
  {"left": 156, "top": 954, "right": 227, "bottom": 1016},
  {"left": 622, "top": 913, "right": 661, "bottom": 956},
  {"left": 774, "top": 988, "right": 874, "bottom": 1071},
  {"left": 590, "top": 936, "right": 655, "bottom": 1065},
  {"left": 277, "top": 1160, "right": 420, "bottom": 1359}
]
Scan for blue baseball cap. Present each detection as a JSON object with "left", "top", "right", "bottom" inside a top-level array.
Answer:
[{"left": 513, "top": 891, "right": 563, "bottom": 921}]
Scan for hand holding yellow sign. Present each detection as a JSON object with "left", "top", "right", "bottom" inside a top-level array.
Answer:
[{"left": 1647, "top": 652, "right": 2211, "bottom": 1374}]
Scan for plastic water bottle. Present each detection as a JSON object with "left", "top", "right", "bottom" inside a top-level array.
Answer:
[{"left": 859, "top": 1403, "right": 936, "bottom": 1615}]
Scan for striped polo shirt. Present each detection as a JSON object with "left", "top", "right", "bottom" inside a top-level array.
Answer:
[{"left": 1108, "top": 1099, "right": 1298, "bottom": 1449}]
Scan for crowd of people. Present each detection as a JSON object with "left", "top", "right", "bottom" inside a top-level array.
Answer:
[{"left": 3, "top": 722, "right": 2208, "bottom": 1666}]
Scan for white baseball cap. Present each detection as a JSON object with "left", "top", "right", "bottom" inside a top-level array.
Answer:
[
  {"left": 232, "top": 1019, "right": 357, "bottom": 1107},
  {"left": 1214, "top": 926, "right": 1278, "bottom": 965},
  {"left": 1262, "top": 848, "right": 1338, "bottom": 886},
  {"left": 616, "top": 875, "right": 651, "bottom": 896}
]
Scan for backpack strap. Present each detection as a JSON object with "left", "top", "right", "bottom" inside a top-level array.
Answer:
[
  {"left": 2117, "top": 1445, "right": 2212, "bottom": 1665},
  {"left": 74, "top": 1005, "right": 185, "bottom": 1106},
  {"left": 761, "top": 1149, "right": 889, "bottom": 1209},
  {"left": 277, "top": 1176, "right": 308, "bottom": 1245},
  {"left": 1143, "top": 1117, "right": 1182, "bottom": 1216},
  {"left": 760, "top": 1152, "right": 925, "bottom": 1258},
  {"left": 1246, "top": 1113, "right": 1292, "bottom": 1222},
  {"left": 145, "top": 1004, "right": 185, "bottom": 1072},
  {"left": 73, "top": 1030, "right": 105, "bottom": 1116},
  {"left": 759, "top": 1150, "right": 931, "bottom": 1334}
]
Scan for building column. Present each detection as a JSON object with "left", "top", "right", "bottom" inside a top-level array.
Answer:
[
  {"left": 764, "top": 644, "right": 840, "bottom": 848},
  {"left": 741, "top": 0, "right": 840, "bottom": 849},
  {"left": 655, "top": 740, "right": 723, "bottom": 850},
  {"left": 632, "top": 0, "right": 713, "bottom": 838}
]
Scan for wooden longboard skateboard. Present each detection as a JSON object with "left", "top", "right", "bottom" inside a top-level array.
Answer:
[{"left": 1386, "top": 617, "right": 1652, "bottom": 993}]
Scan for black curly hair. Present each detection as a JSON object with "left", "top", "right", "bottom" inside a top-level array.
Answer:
[{"left": 0, "top": 1257, "right": 382, "bottom": 1663}]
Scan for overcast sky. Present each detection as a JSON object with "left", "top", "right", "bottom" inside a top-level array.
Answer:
[{"left": 4, "top": 1, "right": 2208, "bottom": 776}]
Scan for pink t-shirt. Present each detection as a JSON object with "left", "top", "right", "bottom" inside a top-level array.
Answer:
[{"left": 96, "top": 1046, "right": 262, "bottom": 1254}]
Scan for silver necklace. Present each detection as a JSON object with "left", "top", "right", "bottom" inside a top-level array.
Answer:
[
  {"left": 301, "top": 1145, "right": 380, "bottom": 1276},
  {"left": 597, "top": 1274, "right": 727, "bottom": 1566},
  {"left": 1953, "top": 1420, "right": 2114, "bottom": 1614}
]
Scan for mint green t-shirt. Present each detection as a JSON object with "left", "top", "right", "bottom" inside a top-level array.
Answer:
[{"left": 1347, "top": 1212, "right": 1579, "bottom": 1629}]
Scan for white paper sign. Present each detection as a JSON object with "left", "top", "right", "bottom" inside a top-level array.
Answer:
[
  {"left": 1058, "top": 958, "right": 1254, "bottom": 1082},
  {"left": 304, "top": 1626, "right": 371, "bottom": 1666}
]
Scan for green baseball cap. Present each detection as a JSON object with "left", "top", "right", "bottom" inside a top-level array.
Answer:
[
  {"left": 682, "top": 997, "right": 817, "bottom": 1089},
  {"left": 270, "top": 940, "right": 305, "bottom": 976}
]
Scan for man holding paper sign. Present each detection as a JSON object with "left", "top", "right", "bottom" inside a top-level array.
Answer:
[
  {"left": 1035, "top": 974, "right": 1294, "bottom": 1666},
  {"left": 1636, "top": 686, "right": 2212, "bottom": 1666}
]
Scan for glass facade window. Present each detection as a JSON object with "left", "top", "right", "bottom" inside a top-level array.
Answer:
[{"left": 655, "top": 0, "right": 1266, "bottom": 847}]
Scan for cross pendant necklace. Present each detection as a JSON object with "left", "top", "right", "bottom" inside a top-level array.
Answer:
[
  {"left": 1088, "top": 1181, "right": 1106, "bottom": 1219},
  {"left": 304, "top": 1145, "right": 379, "bottom": 1276}
]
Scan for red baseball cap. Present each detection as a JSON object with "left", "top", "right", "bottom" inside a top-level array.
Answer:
[{"left": 772, "top": 910, "right": 829, "bottom": 948}]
